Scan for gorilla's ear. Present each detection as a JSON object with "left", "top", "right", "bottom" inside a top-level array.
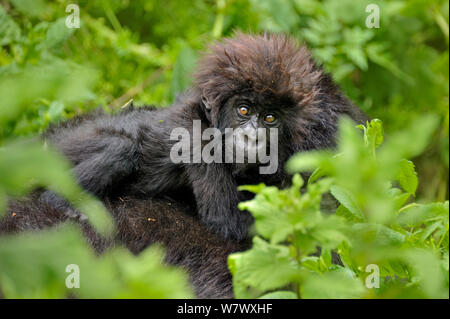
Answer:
[
  {"left": 201, "top": 96, "right": 212, "bottom": 110},
  {"left": 200, "top": 95, "right": 214, "bottom": 124}
]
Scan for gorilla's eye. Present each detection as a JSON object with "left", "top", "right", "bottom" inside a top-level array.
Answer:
[
  {"left": 264, "top": 114, "right": 276, "bottom": 124},
  {"left": 238, "top": 105, "right": 250, "bottom": 116}
]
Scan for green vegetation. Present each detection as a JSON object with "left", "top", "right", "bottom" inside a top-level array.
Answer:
[
  {"left": 0, "top": 0, "right": 448, "bottom": 298},
  {"left": 230, "top": 118, "right": 448, "bottom": 298}
]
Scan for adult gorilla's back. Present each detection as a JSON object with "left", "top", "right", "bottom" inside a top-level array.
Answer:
[{"left": 0, "top": 195, "right": 241, "bottom": 298}]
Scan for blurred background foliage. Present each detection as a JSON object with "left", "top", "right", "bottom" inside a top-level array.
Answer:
[{"left": 0, "top": 0, "right": 448, "bottom": 298}]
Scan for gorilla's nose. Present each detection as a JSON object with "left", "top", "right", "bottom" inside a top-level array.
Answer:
[
  {"left": 242, "top": 126, "right": 257, "bottom": 141},
  {"left": 250, "top": 115, "right": 258, "bottom": 129}
]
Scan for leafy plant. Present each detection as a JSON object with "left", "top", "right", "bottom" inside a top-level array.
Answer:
[
  {"left": 0, "top": 225, "right": 193, "bottom": 298},
  {"left": 229, "top": 118, "right": 449, "bottom": 299}
]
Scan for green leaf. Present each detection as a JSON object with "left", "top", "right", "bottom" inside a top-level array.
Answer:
[
  {"left": 351, "top": 223, "right": 405, "bottom": 247},
  {"left": 286, "top": 151, "right": 330, "bottom": 174},
  {"left": 300, "top": 270, "right": 366, "bottom": 299},
  {"left": 366, "top": 43, "right": 413, "bottom": 82},
  {"left": 0, "top": 5, "right": 22, "bottom": 46},
  {"left": 259, "top": 291, "right": 297, "bottom": 299},
  {"left": 380, "top": 115, "right": 439, "bottom": 160},
  {"left": 308, "top": 166, "right": 326, "bottom": 184},
  {"left": 389, "top": 188, "right": 411, "bottom": 210},
  {"left": 344, "top": 45, "right": 368, "bottom": 70},
  {"left": 9, "top": 0, "right": 46, "bottom": 17},
  {"left": 396, "top": 159, "right": 418, "bottom": 195},
  {"left": 336, "top": 204, "right": 361, "bottom": 222},
  {"left": 320, "top": 247, "right": 332, "bottom": 268},
  {"left": 420, "top": 221, "right": 442, "bottom": 242},
  {"left": 238, "top": 183, "right": 267, "bottom": 194},
  {"left": 228, "top": 237, "right": 299, "bottom": 295},
  {"left": 38, "top": 18, "right": 75, "bottom": 51},
  {"left": 330, "top": 185, "right": 365, "bottom": 221},
  {"left": 238, "top": 187, "right": 295, "bottom": 243},
  {"left": 358, "top": 119, "right": 384, "bottom": 153}
]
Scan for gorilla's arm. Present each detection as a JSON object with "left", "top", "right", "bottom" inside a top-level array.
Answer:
[
  {"left": 40, "top": 107, "right": 251, "bottom": 242},
  {"left": 186, "top": 163, "right": 252, "bottom": 242},
  {"left": 51, "top": 118, "right": 142, "bottom": 197},
  {"left": 40, "top": 114, "right": 142, "bottom": 211}
]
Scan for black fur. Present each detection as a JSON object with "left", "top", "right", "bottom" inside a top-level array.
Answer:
[{"left": 1, "top": 194, "right": 242, "bottom": 298}]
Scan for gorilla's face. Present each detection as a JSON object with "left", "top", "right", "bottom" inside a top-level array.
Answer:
[
  {"left": 215, "top": 90, "right": 295, "bottom": 169},
  {"left": 194, "top": 33, "right": 355, "bottom": 171}
]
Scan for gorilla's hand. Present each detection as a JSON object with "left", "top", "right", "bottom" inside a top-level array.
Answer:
[
  {"left": 187, "top": 163, "right": 252, "bottom": 242},
  {"left": 39, "top": 190, "right": 88, "bottom": 222}
]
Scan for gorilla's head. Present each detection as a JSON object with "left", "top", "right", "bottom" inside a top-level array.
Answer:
[{"left": 190, "top": 32, "right": 367, "bottom": 169}]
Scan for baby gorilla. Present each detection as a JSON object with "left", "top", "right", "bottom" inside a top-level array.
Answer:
[{"left": 41, "top": 33, "right": 367, "bottom": 242}]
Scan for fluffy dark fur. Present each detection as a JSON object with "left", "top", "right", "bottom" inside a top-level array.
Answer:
[{"left": 1, "top": 194, "right": 241, "bottom": 298}]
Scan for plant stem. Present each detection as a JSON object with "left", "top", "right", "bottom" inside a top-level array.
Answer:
[{"left": 212, "top": 0, "right": 226, "bottom": 39}]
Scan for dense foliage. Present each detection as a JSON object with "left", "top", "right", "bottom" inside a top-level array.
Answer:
[
  {"left": 230, "top": 118, "right": 448, "bottom": 298},
  {"left": 0, "top": 0, "right": 448, "bottom": 298}
]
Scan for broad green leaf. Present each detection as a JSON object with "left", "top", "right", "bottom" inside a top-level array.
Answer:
[
  {"left": 238, "top": 187, "right": 294, "bottom": 243},
  {"left": 396, "top": 159, "right": 418, "bottom": 195},
  {"left": 351, "top": 223, "right": 405, "bottom": 247},
  {"left": 336, "top": 204, "right": 362, "bottom": 222},
  {"left": 330, "top": 185, "right": 365, "bottom": 221},
  {"left": 300, "top": 271, "right": 366, "bottom": 299},
  {"left": 320, "top": 247, "right": 333, "bottom": 268},
  {"left": 228, "top": 237, "right": 299, "bottom": 295}
]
